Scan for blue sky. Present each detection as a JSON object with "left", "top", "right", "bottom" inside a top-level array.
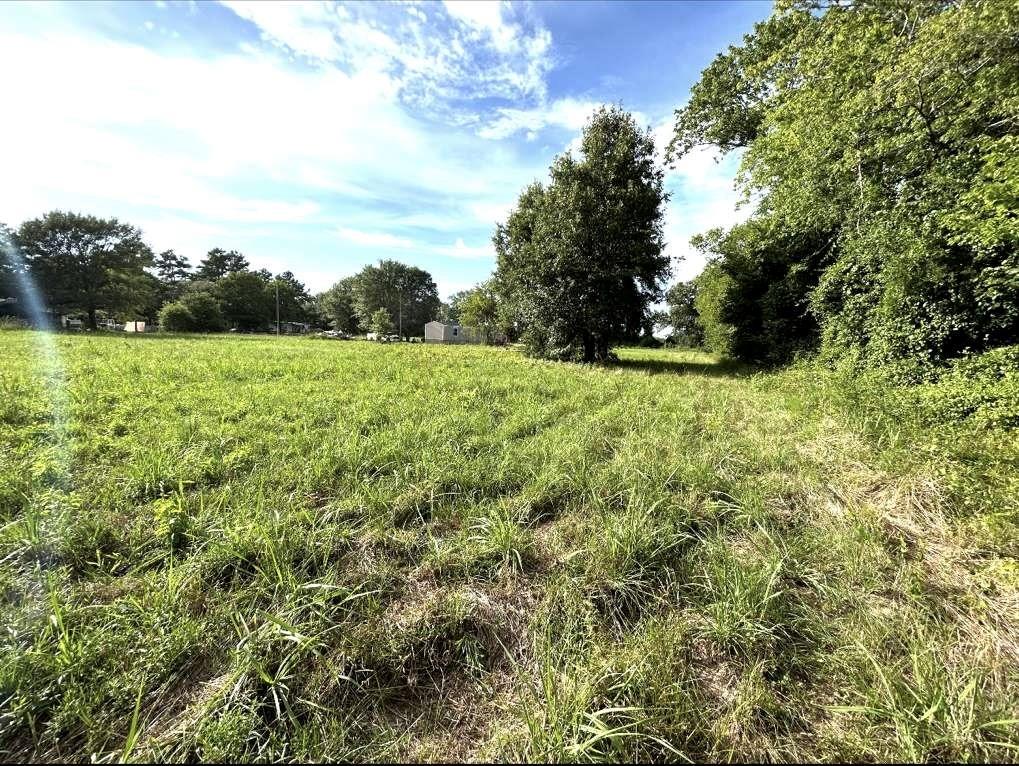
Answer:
[{"left": 1, "top": 0, "right": 768, "bottom": 297}]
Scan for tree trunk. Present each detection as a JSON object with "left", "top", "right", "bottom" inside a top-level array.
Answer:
[
  {"left": 582, "top": 333, "right": 595, "bottom": 363},
  {"left": 87, "top": 306, "right": 97, "bottom": 330}
]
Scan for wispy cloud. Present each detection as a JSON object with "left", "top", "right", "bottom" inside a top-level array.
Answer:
[
  {"left": 337, "top": 228, "right": 414, "bottom": 249},
  {"left": 434, "top": 238, "right": 495, "bottom": 260},
  {"left": 479, "top": 97, "right": 602, "bottom": 140},
  {"left": 1, "top": 0, "right": 758, "bottom": 297},
  {"left": 221, "top": 0, "right": 553, "bottom": 121}
]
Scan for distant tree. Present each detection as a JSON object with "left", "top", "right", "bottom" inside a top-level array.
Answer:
[
  {"left": 153, "top": 249, "right": 191, "bottom": 287},
  {"left": 0, "top": 223, "right": 22, "bottom": 300},
  {"left": 133, "top": 271, "right": 164, "bottom": 324},
  {"left": 368, "top": 307, "right": 394, "bottom": 338},
  {"left": 446, "top": 290, "right": 472, "bottom": 323},
  {"left": 179, "top": 289, "right": 225, "bottom": 332},
  {"left": 15, "top": 211, "right": 153, "bottom": 329},
  {"left": 150, "top": 249, "right": 191, "bottom": 309},
  {"left": 458, "top": 282, "right": 500, "bottom": 343},
  {"left": 158, "top": 302, "right": 194, "bottom": 332},
  {"left": 195, "top": 248, "right": 249, "bottom": 281},
  {"left": 435, "top": 301, "right": 455, "bottom": 324},
  {"left": 270, "top": 271, "right": 311, "bottom": 324},
  {"left": 352, "top": 260, "right": 440, "bottom": 339},
  {"left": 665, "top": 280, "right": 704, "bottom": 348},
  {"left": 215, "top": 270, "right": 272, "bottom": 330},
  {"left": 494, "top": 106, "right": 670, "bottom": 362},
  {"left": 317, "top": 276, "right": 361, "bottom": 333},
  {"left": 692, "top": 261, "right": 734, "bottom": 357}
]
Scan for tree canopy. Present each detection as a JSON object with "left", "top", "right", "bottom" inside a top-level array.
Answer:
[
  {"left": 368, "top": 307, "right": 394, "bottom": 338},
  {"left": 14, "top": 211, "right": 153, "bottom": 329},
  {"left": 317, "top": 276, "right": 361, "bottom": 334},
  {"left": 665, "top": 280, "right": 705, "bottom": 348},
  {"left": 672, "top": 0, "right": 1019, "bottom": 370},
  {"left": 215, "top": 270, "right": 274, "bottom": 331},
  {"left": 350, "top": 260, "right": 440, "bottom": 340},
  {"left": 494, "top": 106, "right": 670, "bottom": 362},
  {"left": 195, "top": 248, "right": 249, "bottom": 281},
  {"left": 457, "top": 282, "right": 501, "bottom": 343}
]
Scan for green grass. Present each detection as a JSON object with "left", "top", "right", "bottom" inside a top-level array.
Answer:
[{"left": 0, "top": 330, "right": 1016, "bottom": 762}]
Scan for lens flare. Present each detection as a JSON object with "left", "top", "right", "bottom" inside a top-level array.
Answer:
[{"left": 1, "top": 230, "right": 72, "bottom": 613}]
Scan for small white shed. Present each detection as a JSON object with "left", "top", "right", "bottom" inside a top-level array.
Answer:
[{"left": 424, "top": 321, "right": 483, "bottom": 344}]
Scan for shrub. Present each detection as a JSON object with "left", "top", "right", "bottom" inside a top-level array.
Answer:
[
  {"left": 181, "top": 291, "right": 226, "bottom": 332},
  {"left": 158, "top": 302, "right": 193, "bottom": 332},
  {"left": 910, "top": 345, "right": 1019, "bottom": 429}
]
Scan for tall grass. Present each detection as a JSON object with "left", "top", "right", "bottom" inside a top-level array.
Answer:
[{"left": 0, "top": 331, "right": 1015, "bottom": 761}]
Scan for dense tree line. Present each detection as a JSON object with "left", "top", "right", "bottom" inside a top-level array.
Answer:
[
  {"left": 1, "top": 211, "right": 451, "bottom": 337},
  {"left": 666, "top": 0, "right": 1019, "bottom": 371}
]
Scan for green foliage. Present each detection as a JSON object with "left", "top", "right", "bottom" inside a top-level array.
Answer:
[
  {"left": 368, "top": 307, "right": 394, "bottom": 337},
  {"left": 457, "top": 282, "right": 501, "bottom": 343},
  {"left": 14, "top": 210, "right": 153, "bottom": 328},
  {"left": 691, "top": 221, "right": 834, "bottom": 365},
  {"left": 0, "top": 223, "right": 20, "bottom": 300},
  {"left": 692, "top": 260, "right": 734, "bottom": 357},
  {"left": 270, "top": 271, "right": 312, "bottom": 324},
  {"left": 180, "top": 288, "right": 226, "bottom": 332},
  {"left": 350, "top": 260, "right": 440, "bottom": 339},
  {"left": 215, "top": 270, "right": 272, "bottom": 331},
  {"left": 157, "top": 301, "right": 194, "bottom": 332},
  {"left": 673, "top": 0, "right": 1019, "bottom": 367},
  {"left": 665, "top": 280, "right": 704, "bottom": 347},
  {"left": 316, "top": 276, "right": 361, "bottom": 334},
  {"left": 495, "top": 106, "right": 670, "bottom": 362},
  {"left": 194, "top": 248, "right": 249, "bottom": 281},
  {"left": 152, "top": 249, "right": 191, "bottom": 304}
]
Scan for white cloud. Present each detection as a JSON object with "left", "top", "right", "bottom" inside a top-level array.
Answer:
[
  {"left": 479, "top": 97, "right": 601, "bottom": 140},
  {"left": 661, "top": 137, "right": 751, "bottom": 282},
  {"left": 468, "top": 201, "right": 514, "bottom": 227},
  {"left": 336, "top": 230, "right": 494, "bottom": 261},
  {"left": 221, "top": 0, "right": 553, "bottom": 116},
  {"left": 434, "top": 238, "right": 494, "bottom": 260},
  {"left": 220, "top": 1, "right": 345, "bottom": 60},
  {"left": 442, "top": 0, "right": 516, "bottom": 52},
  {"left": 337, "top": 228, "right": 414, "bottom": 249}
]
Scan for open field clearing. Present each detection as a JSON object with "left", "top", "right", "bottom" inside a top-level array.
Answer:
[{"left": 1, "top": 331, "right": 1017, "bottom": 761}]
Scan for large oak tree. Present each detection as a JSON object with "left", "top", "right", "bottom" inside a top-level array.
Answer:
[{"left": 15, "top": 211, "right": 153, "bottom": 328}]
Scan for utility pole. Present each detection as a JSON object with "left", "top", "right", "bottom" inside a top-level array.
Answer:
[{"left": 275, "top": 280, "right": 280, "bottom": 337}]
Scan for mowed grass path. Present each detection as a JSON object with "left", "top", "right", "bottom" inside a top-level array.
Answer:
[{"left": 1, "top": 331, "right": 1016, "bottom": 761}]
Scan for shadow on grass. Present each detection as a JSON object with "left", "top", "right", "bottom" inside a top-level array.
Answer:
[{"left": 607, "top": 356, "right": 754, "bottom": 378}]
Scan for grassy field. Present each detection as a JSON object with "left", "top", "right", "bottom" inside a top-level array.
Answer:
[{"left": 1, "top": 330, "right": 1017, "bottom": 762}]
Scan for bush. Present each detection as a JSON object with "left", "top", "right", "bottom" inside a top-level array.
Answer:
[
  {"left": 911, "top": 345, "right": 1019, "bottom": 429},
  {"left": 158, "top": 302, "right": 194, "bottom": 332},
  {"left": 181, "top": 291, "right": 226, "bottom": 332}
]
